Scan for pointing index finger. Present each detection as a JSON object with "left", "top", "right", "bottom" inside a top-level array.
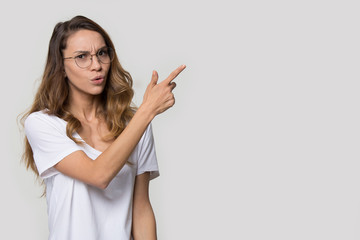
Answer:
[{"left": 164, "top": 65, "right": 186, "bottom": 84}]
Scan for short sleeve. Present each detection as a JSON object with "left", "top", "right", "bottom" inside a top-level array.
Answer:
[
  {"left": 136, "top": 124, "right": 159, "bottom": 180},
  {"left": 24, "top": 111, "right": 82, "bottom": 179}
]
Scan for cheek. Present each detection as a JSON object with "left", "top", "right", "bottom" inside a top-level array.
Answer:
[
  {"left": 65, "top": 65, "right": 84, "bottom": 81},
  {"left": 104, "top": 65, "right": 111, "bottom": 77}
]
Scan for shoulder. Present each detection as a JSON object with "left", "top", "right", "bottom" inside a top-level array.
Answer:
[
  {"left": 25, "top": 110, "right": 67, "bottom": 133},
  {"left": 136, "top": 123, "right": 156, "bottom": 158},
  {"left": 139, "top": 124, "right": 154, "bottom": 144}
]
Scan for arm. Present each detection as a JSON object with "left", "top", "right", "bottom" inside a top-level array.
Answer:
[
  {"left": 132, "top": 172, "right": 157, "bottom": 240},
  {"left": 54, "top": 65, "right": 186, "bottom": 189}
]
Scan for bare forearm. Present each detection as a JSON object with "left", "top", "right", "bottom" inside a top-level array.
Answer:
[
  {"left": 93, "top": 105, "right": 154, "bottom": 188},
  {"left": 132, "top": 204, "right": 157, "bottom": 240},
  {"left": 54, "top": 66, "right": 185, "bottom": 189}
]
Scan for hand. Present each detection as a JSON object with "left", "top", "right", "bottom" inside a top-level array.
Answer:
[{"left": 142, "top": 65, "right": 186, "bottom": 117}]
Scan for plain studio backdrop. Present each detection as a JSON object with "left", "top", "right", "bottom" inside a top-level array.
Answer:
[{"left": 1, "top": 0, "right": 359, "bottom": 239}]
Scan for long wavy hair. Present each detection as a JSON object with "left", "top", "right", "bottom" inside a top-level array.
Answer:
[{"left": 21, "top": 15, "right": 135, "bottom": 178}]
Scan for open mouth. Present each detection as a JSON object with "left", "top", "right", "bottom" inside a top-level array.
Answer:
[{"left": 92, "top": 76, "right": 104, "bottom": 84}]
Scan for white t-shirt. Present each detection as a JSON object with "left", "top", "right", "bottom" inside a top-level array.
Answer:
[{"left": 25, "top": 110, "right": 159, "bottom": 240}]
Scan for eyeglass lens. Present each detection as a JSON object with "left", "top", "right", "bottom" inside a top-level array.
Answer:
[{"left": 75, "top": 47, "right": 113, "bottom": 68}]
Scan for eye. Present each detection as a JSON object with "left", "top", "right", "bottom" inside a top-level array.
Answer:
[
  {"left": 75, "top": 54, "right": 87, "bottom": 59},
  {"left": 98, "top": 49, "right": 108, "bottom": 56}
]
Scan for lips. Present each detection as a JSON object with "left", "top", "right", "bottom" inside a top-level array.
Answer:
[{"left": 91, "top": 75, "right": 105, "bottom": 85}]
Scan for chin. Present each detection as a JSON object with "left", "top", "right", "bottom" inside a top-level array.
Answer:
[
  {"left": 91, "top": 88, "right": 106, "bottom": 96},
  {"left": 87, "top": 85, "right": 106, "bottom": 96}
]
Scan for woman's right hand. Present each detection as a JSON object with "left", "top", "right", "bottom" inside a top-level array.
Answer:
[
  {"left": 141, "top": 65, "right": 186, "bottom": 117},
  {"left": 51, "top": 65, "right": 186, "bottom": 189}
]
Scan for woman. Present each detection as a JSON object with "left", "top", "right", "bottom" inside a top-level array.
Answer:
[{"left": 22, "top": 15, "right": 185, "bottom": 240}]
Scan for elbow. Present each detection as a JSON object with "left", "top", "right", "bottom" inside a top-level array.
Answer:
[
  {"left": 96, "top": 181, "right": 110, "bottom": 190},
  {"left": 90, "top": 162, "right": 118, "bottom": 190},
  {"left": 92, "top": 173, "right": 112, "bottom": 190}
]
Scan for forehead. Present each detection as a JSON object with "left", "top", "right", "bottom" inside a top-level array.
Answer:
[{"left": 65, "top": 30, "right": 106, "bottom": 52}]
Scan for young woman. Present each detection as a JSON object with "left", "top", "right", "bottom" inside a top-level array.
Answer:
[{"left": 22, "top": 15, "right": 185, "bottom": 240}]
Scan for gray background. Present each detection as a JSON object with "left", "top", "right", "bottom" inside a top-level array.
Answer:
[{"left": 2, "top": 0, "right": 360, "bottom": 239}]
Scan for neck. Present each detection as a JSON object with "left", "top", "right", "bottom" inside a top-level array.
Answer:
[{"left": 68, "top": 91, "right": 103, "bottom": 122}]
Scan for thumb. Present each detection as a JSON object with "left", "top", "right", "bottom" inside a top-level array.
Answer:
[
  {"left": 144, "top": 70, "right": 158, "bottom": 100},
  {"left": 150, "top": 70, "right": 158, "bottom": 86}
]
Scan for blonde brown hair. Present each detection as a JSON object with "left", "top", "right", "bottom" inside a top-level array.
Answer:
[{"left": 21, "top": 15, "right": 135, "bottom": 177}]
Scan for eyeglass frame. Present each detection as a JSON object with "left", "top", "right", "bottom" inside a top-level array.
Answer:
[{"left": 63, "top": 46, "right": 114, "bottom": 69}]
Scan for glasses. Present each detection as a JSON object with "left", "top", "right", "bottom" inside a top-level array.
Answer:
[{"left": 63, "top": 47, "right": 114, "bottom": 68}]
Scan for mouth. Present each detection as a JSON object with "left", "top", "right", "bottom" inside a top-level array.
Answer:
[{"left": 91, "top": 75, "right": 105, "bottom": 85}]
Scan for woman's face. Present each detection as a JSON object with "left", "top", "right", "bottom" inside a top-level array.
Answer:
[{"left": 63, "top": 29, "right": 110, "bottom": 97}]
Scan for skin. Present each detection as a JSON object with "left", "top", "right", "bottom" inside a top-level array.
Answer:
[
  {"left": 59, "top": 29, "right": 186, "bottom": 239},
  {"left": 63, "top": 30, "right": 112, "bottom": 151}
]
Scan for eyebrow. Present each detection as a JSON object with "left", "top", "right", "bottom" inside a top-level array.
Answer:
[{"left": 72, "top": 46, "right": 107, "bottom": 54}]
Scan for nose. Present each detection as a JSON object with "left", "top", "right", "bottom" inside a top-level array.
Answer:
[{"left": 90, "top": 55, "right": 102, "bottom": 70}]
